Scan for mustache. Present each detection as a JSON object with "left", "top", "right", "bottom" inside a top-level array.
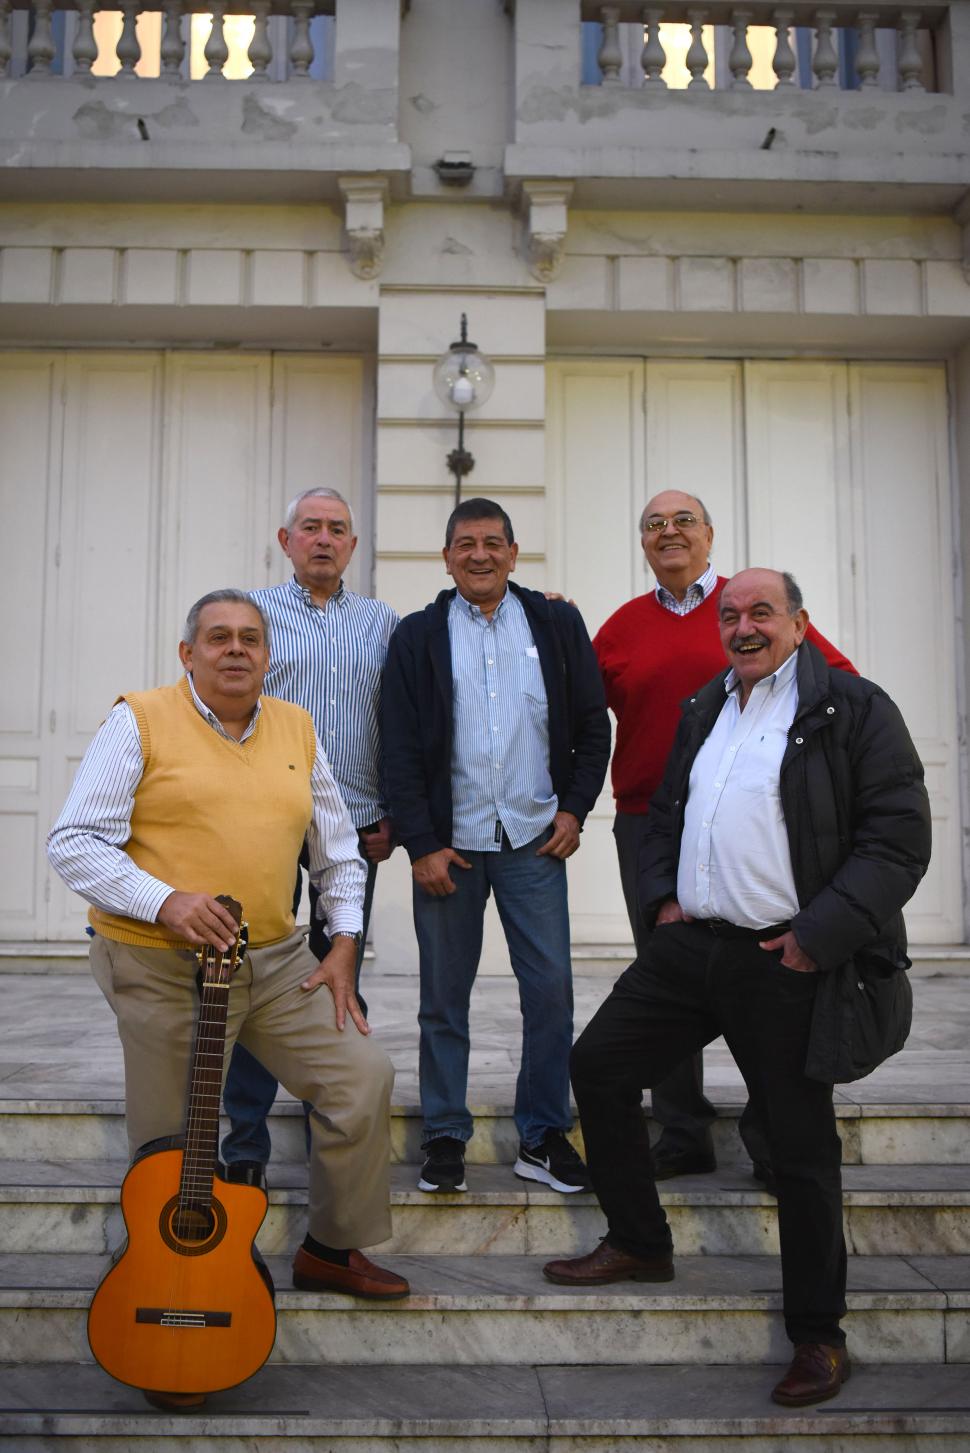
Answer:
[{"left": 730, "top": 633, "right": 769, "bottom": 651}]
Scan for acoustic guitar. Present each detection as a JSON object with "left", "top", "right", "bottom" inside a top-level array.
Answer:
[{"left": 87, "top": 896, "right": 277, "bottom": 1397}]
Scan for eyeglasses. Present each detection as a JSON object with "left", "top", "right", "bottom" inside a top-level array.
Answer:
[{"left": 643, "top": 512, "right": 702, "bottom": 533}]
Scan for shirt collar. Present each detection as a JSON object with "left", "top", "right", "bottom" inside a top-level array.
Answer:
[
  {"left": 290, "top": 574, "right": 346, "bottom": 610},
  {"left": 452, "top": 586, "right": 510, "bottom": 621},
  {"left": 185, "top": 671, "right": 261, "bottom": 740},
  {"left": 724, "top": 645, "right": 799, "bottom": 700},
  {"left": 655, "top": 561, "right": 717, "bottom": 611}
]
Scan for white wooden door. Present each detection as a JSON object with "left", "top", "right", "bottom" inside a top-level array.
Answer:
[
  {"left": 547, "top": 358, "right": 962, "bottom": 947},
  {"left": 2, "top": 350, "right": 364, "bottom": 942}
]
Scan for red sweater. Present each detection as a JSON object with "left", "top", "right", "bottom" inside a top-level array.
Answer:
[{"left": 592, "top": 577, "right": 855, "bottom": 813}]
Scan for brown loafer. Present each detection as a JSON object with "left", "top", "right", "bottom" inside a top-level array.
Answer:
[
  {"left": 543, "top": 1238, "right": 674, "bottom": 1285},
  {"left": 292, "top": 1246, "right": 410, "bottom": 1300},
  {"left": 143, "top": 1389, "right": 206, "bottom": 1411},
  {"left": 771, "top": 1342, "right": 851, "bottom": 1406}
]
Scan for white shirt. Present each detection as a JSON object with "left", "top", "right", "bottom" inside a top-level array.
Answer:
[
  {"left": 677, "top": 650, "right": 800, "bottom": 929},
  {"left": 47, "top": 673, "right": 365, "bottom": 935}
]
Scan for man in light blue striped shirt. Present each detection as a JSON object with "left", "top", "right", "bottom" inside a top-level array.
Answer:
[
  {"left": 222, "top": 488, "right": 399, "bottom": 1181},
  {"left": 384, "top": 498, "right": 611, "bottom": 1197}
]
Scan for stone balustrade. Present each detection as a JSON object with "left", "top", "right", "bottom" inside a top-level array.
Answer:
[
  {"left": 581, "top": 0, "right": 946, "bottom": 91},
  {"left": 0, "top": 0, "right": 335, "bottom": 81}
]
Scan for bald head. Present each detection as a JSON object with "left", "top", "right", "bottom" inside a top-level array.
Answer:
[{"left": 640, "top": 490, "right": 714, "bottom": 599}]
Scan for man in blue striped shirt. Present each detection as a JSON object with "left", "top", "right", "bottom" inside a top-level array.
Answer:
[
  {"left": 384, "top": 498, "right": 611, "bottom": 1195},
  {"left": 222, "top": 488, "right": 399, "bottom": 1182}
]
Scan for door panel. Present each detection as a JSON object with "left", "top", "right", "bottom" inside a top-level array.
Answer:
[
  {"left": 0, "top": 356, "right": 62, "bottom": 938},
  {"left": 744, "top": 362, "right": 852, "bottom": 654},
  {"left": 848, "top": 364, "right": 960, "bottom": 942},
  {"left": 48, "top": 354, "right": 164, "bottom": 940}
]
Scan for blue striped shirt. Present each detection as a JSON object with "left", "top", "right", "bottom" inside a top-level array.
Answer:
[
  {"left": 251, "top": 577, "right": 400, "bottom": 829},
  {"left": 449, "top": 589, "right": 557, "bottom": 852}
]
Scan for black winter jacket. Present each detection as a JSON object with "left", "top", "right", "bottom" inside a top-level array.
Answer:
[
  {"left": 639, "top": 642, "right": 932, "bottom": 1079},
  {"left": 383, "top": 583, "right": 611, "bottom": 864}
]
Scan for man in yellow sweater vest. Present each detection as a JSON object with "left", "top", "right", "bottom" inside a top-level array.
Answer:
[{"left": 48, "top": 590, "right": 408, "bottom": 1316}]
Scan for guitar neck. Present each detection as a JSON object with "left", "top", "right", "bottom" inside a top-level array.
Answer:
[{"left": 179, "top": 974, "right": 230, "bottom": 1207}]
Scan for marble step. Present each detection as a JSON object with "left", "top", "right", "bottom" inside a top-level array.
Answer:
[
  {"left": 1, "top": 1251, "right": 966, "bottom": 1368},
  {"left": 4, "top": 1360, "right": 970, "bottom": 1449},
  {"left": 3, "top": 1096, "right": 970, "bottom": 1166},
  {"left": 5, "top": 1159, "right": 970, "bottom": 1260}
]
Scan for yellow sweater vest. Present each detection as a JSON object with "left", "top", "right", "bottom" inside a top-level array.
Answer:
[{"left": 90, "top": 678, "right": 316, "bottom": 950}]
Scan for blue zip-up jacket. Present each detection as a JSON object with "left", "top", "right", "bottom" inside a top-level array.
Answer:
[{"left": 383, "top": 582, "right": 611, "bottom": 864}]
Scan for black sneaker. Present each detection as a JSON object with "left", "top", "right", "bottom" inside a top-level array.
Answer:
[
  {"left": 514, "top": 1130, "right": 591, "bottom": 1193},
  {"left": 418, "top": 1135, "right": 467, "bottom": 1192}
]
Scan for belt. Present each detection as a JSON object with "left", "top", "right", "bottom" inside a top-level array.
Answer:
[{"left": 697, "top": 919, "right": 790, "bottom": 941}]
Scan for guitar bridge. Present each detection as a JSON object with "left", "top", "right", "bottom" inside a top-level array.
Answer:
[{"left": 136, "top": 1307, "right": 232, "bottom": 1328}]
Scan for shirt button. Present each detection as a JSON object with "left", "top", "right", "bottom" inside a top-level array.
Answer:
[
  {"left": 487, "top": 659, "right": 494, "bottom": 666},
  {"left": 490, "top": 692, "right": 496, "bottom": 699}
]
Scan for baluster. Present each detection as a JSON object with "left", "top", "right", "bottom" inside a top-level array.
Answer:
[
  {"left": 812, "top": 9, "right": 838, "bottom": 88},
  {"left": 772, "top": 8, "right": 796, "bottom": 87},
  {"left": 160, "top": 0, "right": 185, "bottom": 78},
  {"left": 640, "top": 7, "right": 666, "bottom": 87},
  {"left": 248, "top": 0, "right": 272, "bottom": 80},
  {"left": 728, "top": 10, "right": 753, "bottom": 89},
  {"left": 72, "top": 0, "right": 99, "bottom": 73},
  {"left": 116, "top": 0, "right": 142, "bottom": 75},
  {"left": 0, "top": 0, "right": 11, "bottom": 80},
  {"left": 204, "top": 0, "right": 229, "bottom": 77},
  {"left": 597, "top": 5, "right": 622, "bottom": 86},
  {"left": 289, "top": 0, "right": 314, "bottom": 79},
  {"left": 686, "top": 8, "right": 710, "bottom": 89},
  {"left": 855, "top": 11, "right": 880, "bottom": 88},
  {"left": 897, "top": 10, "right": 924, "bottom": 91},
  {"left": 27, "top": 0, "right": 55, "bottom": 75}
]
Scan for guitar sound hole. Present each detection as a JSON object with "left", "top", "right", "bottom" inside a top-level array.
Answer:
[{"left": 159, "top": 1194, "right": 228, "bottom": 1256}]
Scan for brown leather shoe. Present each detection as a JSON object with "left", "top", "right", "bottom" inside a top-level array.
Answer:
[
  {"left": 543, "top": 1238, "right": 674, "bottom": 1285},
  {"left": 292, "top": 1246, "right": 410, "bottom": 1300},
  {"left": 771, "top": 1342, "right": 851, "bottom": 1406},
  {"left": 143, "top": 1390, "right": 206, "bottom": 1411}
]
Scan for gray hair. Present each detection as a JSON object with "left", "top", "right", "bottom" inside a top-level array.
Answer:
[
  {"left": 781, "top": 571, "right": 804, "bottom": 615},
  {"left": 182, "top": 589, "right": 271, "bottom": 651},
  {"left": 638, "top": 493, "right": 712, "bottom": 533},
  {"left": 283, "top": 487, "right": 356, "bottom": 535}
]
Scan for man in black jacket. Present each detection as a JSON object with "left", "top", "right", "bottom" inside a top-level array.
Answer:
[
  {"left": 383, "top": 498, "right": 610, "bottom": 1196},
  {"left": 543, "top": 568, "right": 931, "bottom": 1408}
]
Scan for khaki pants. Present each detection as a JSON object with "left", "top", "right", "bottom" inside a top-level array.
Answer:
[{"left": 90, "top": 928, "right": 394, "bottom": 1250}]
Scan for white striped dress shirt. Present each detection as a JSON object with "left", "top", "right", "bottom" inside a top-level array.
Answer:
[
  {"left": 449, "top": 590, "right": 557, "bottom": 852},
  {"left": 656, "top": 562, "right": 719, "bottom": 616},
  {"left": 47, "top": 673, "right": 365, "bottom": 934},
  {"left": 251, "top": 577, "right": 399, "bottom": 829}
]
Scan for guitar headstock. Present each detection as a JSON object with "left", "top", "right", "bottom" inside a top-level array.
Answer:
[{"left": 196, "top": 895, "right": 249, "bottom": 988}]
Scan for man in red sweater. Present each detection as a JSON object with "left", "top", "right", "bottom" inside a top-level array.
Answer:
[{"left": 593, "top": 492, "right": 854, "bottom": 1180}]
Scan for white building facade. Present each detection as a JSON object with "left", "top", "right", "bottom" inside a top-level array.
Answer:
[{"left": 2, "top": 0, "right": 968, "bottom": 961}]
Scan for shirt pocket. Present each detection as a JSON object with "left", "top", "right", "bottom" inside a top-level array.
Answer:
[{"left": 519, "top": 652, "right": 547, "bottom": 703}]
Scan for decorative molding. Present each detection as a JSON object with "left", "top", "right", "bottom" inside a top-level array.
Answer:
[
  {"left": 520, "top": 180, "right": 573, "bottom": 285},
  {"left": 955, "top": 191, "right": 970, "bottom": 285},
  {"left": 338, "top": 176, "right": 388, "bottom": 281}
]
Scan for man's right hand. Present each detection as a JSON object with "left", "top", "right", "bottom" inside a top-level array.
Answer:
[
  {"left": 156, "top": 891, "right": 240, "bottom": 951},
  {"left": 656, "top": 898, "right": 693, "bottom": 926},
  {"left": 412, "top": 848, "right": 472, "bottom": 897}
]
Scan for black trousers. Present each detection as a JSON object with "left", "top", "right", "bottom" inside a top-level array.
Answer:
[
  {"left": 571, "top": 919, "right": 846, "bottom": 1348},
  {"left": 613, "top": 811, "right": 770, "bottom": 1168}
]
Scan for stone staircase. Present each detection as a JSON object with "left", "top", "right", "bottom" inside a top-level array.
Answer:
[{"left": 2, "top": 971, "right": 970, "bottom": 1447}]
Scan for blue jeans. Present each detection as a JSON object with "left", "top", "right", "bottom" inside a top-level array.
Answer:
[
  {"left": 221, "top": 851, "right": 377, "bottom": 1166},
  {"left": 414, "top": 829, "right": 574, "bottom": 1148}
]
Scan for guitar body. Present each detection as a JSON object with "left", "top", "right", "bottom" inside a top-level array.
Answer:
[{"left": 88, "top": 1146, "right": 276, "bottom": 1394}]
